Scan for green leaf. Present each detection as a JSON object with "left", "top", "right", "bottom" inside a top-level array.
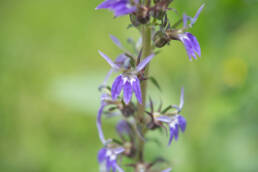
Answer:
[{"left": 149, "top": 76, "right": 162, "bottom": 91}]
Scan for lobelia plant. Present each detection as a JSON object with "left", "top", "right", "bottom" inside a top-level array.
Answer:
[{"left": 95, "top": 0, "right": 204, "bottom": 171}]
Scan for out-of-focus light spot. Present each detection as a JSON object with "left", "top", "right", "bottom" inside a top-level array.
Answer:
[{"left": 222, "top": 57, "right": 247, "bottom": 88}]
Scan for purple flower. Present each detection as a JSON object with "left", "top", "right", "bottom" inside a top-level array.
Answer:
[
  {"left": 178, "top": 32, "right": 201, "bottom": 61},
  {"left": 98, "top": 50, "right": 155, "bottom": 104},
  {"left": 155, "top": 88, "right": 187, "bottom": 145},
  {"left": 98, "top": 146, "right": 125, "bottom": 172},
  {"left": 96, "top": 0, "right": 139, "bottom": 17},
  {"left": 111, "top": 74, "right": 142, "bottom": 104},
  {"left": 177, "top": 4, "right": 204, "bottom": 61}
]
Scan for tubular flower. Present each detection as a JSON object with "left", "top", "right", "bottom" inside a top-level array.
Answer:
[
  {"left": 98, "top": 50, "right": 155, "bottom": 104},
  {"left": 98, "top": 146, "right": 125, "bottom": 172},
  {"left": 178, "top": 4, "right": 204, "bottom": 61},
  {"left": 155, "top": 88, "right": 187, "bottom": 145},
  {"left": 96, "top": 0, "right": 139, "bottom": 17},
  {"left": 157, "top": 114, "right": 187, "bottom": 145},
  {"left": 177, "top": 32, "right": 201, "bottom": 61}
]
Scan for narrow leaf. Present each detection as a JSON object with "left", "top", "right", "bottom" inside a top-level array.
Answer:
[{"left": 149, "top": 76, "right": 161, "bottom": 91}]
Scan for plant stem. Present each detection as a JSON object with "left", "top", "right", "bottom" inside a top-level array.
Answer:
[{"left": 136, "top": 24, "right": 152, "bottom": 163}]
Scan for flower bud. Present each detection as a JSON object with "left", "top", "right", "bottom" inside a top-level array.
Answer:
[
  {"left": 123, "top": 142, "right": 136, "bottom": 157},
  {"left": 121, "top": 103, "right": 136, "bottom": 117},
  {"left": 153, "top": 31, "right": 169, "bottom": 48},
  {"left": 151, "top": 10, "right": 165, "bottom": 20},
  {"left": 136, "top": 6, "right": 150, "bottom": 24}
]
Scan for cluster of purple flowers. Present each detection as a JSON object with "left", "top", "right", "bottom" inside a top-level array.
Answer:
[{"left": 95, "top": 0, "right": 204, "bottom": 171}]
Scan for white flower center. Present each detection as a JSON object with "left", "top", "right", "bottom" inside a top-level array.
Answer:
[
  {"left": 110, "top": 154, "right": 117, "bottom": 161},
  {"left": 169, "top": 116, "right": 179, "bottom": 128},
  {"left": 106, "top": 149, "right": 117, "bottom": 161},
  {"left": 126, "top": 4, "right": 132, "bottom": 9},
  {"left": 122, "top": 75, "right": 136, "bottom": 84},
  {"left": 106, "top": 150, "right": 112, "bottom": 157}
]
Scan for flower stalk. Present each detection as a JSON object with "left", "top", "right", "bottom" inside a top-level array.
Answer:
[
  {"left": 95, "top": 0, "right": 204, "bottom": 171},
  {"left": 136, "top": 24, "right": 152, "bottom": 162}
]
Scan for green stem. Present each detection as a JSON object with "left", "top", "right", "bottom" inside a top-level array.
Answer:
[{"left": 136, "top": 24, "right": 152, "bottom": 163}]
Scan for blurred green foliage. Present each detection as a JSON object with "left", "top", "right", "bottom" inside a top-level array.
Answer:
[{"left": 0, "top": 0, "right": 258, "bottom": 171}]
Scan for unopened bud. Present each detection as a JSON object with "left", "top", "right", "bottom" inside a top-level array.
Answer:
[
  {"left": 136, "top": 6, "right": 150, "bottom": 24},
  {"left": 153, "top": 31, "right": 169, "bottom": 48},
  {"left": 151, "top": 10, "right": 165, "bottom": 20},
  {"left": 121, "top": 103, "right": 135, "bottom": 117}
]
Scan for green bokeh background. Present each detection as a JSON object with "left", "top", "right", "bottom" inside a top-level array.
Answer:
[{"left": 0, "top": 0, "right": 257, "bottom": 171}]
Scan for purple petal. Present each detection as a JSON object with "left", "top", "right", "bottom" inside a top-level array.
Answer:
[
  {"left": 102, "top": 68, "right": 114, "bottom": 86},
  {"left": 97, "top": 103, "right": 107, "bottom": 144},
  {"left": 96, "top": 0, "right": 110, "bottom": 9},
  {"left": 98, "top": 148, "right": 107, "bottom": 163},
  {"left": 178, "top": 115, "right": 187, "bottom": 132},
  {"left": 114, "top": 6, "right": 136, "bottom": 17},
  {"left": 136, "top": 54, "right": 155, "bottom": 72},
  {"left": 111, "top": 75, "right": 124, "bottom": 100},
  {"left": 113, "top": 147, "right": 125, "bottom": 154},
  {"left": 110, "top": 34, "right": 124, "bottom": 49},
  {"left": 179, "top": 87, "right": 184, "bottom": 109},
  {"left": 174, "top": 125, "right": 179, "bottom": 141},
  {"left": 115, "top": 54, "right": 130, "bottom": 69},
  {"left": 98, "top": 50, "right": 120, "bottom": 69},
  {"left": 191, "top": 4, "right": 205, "bottom": 25},
  {"left": 132, "top": 77, "right": 142, "bottom": 104},
  {"left": 162, "top": 168, "right": 172, "bottom": 172},
  {"left": 187, "top": 33, "right": 201, "bottom": 57},
  {"left": 185, "top": 38, "right": 197, "bottom": 59},
  {"left": 96, "top": 0, "right": 137, "bottom": 17},
  {"left": 106, "top": 158, "right": 113, "bottom": 172},
  {"left": 183, "top": 14, "right": 191, "bottom": 28},
  {"left": 111, "top": 160, "right": 117, "bottom": 172},
  {"left": 116, "top": 120, "right": 131, "bottom": 135},
  {"left": 180, "top": 35, "right": 196, "bottom": 61},
  {"left": 115, "top": 54, "right": 127, "bottom": 65},
  {"left": 123, "top": 80, "right": 133, "bottom": 104},
  {"left": 168, "top": 127, "right": 174, "bottom": 146},
  {"left": 115, "top": 164, "right": 124, "bottom": 172},
  {"left": 156, "top": 115, "right": 171, "bottom": 123}
]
